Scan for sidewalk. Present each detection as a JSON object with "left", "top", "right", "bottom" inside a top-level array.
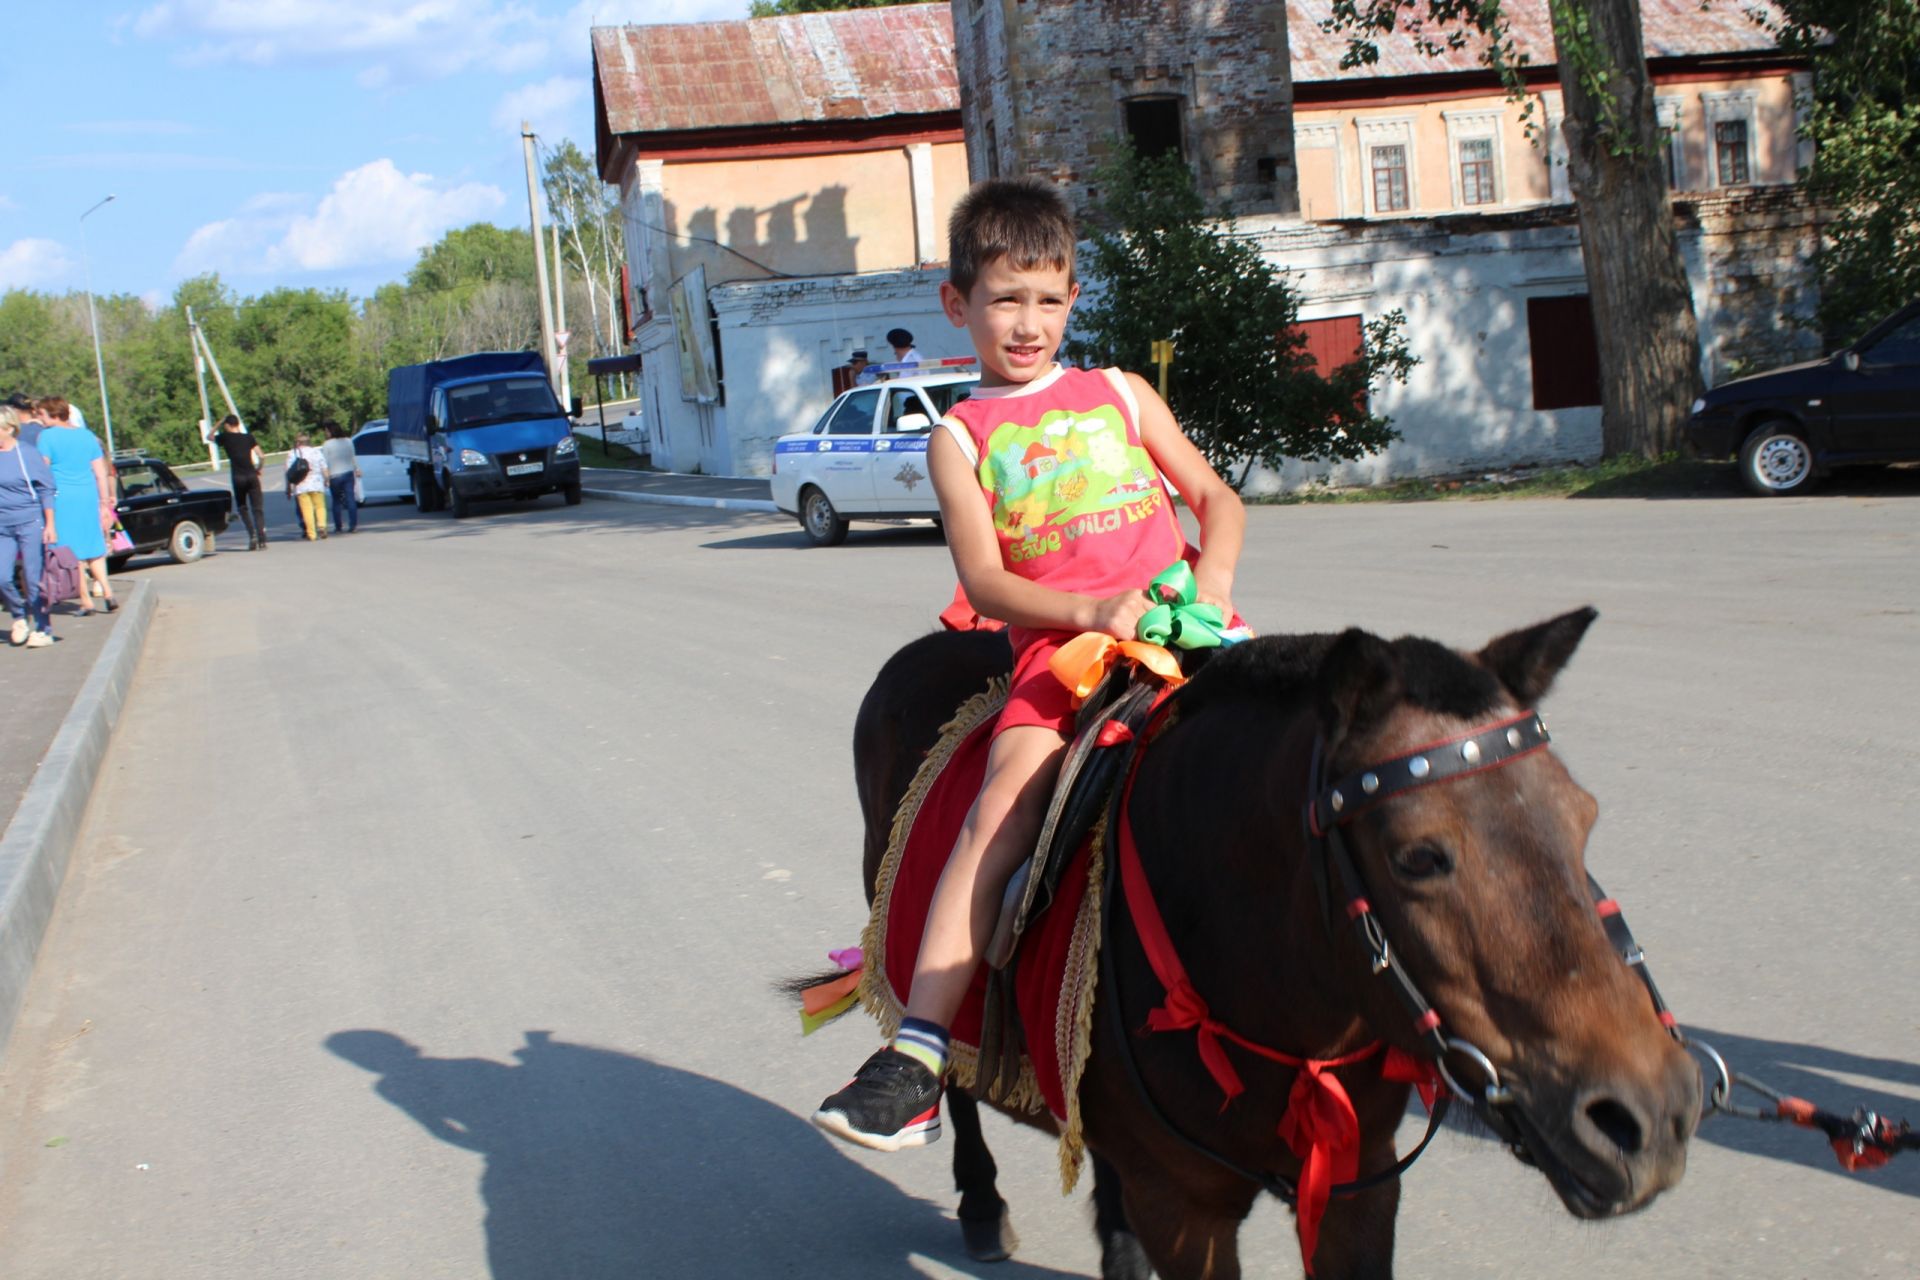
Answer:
[
  {"left": 0, "top": 580, "right": 154, "bottom": 1062},
  {"left": 578, "top": 466, "right": 776, "bottom": 513}
]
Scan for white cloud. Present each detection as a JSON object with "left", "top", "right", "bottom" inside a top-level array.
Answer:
[
  {"left": 0, "top": 239, "right": 76, "bottom": 291},
  {"left": 175, "top": 161, "right": 506, "bottom": 278},
  {"left": 493, "top": 75, "right": 587, "bottom": 140}
]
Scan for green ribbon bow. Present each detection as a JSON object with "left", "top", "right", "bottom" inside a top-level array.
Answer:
[{"left": 1137, "top": 561, "right": 1230, "bottom": 650}]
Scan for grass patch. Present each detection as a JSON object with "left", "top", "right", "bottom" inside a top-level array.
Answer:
[
  {"left": 572, "top": 433, "right": 652, "bottom": 471},
  {"left": 1258, "top": 454, "right": 1737, "bottom": 505}
]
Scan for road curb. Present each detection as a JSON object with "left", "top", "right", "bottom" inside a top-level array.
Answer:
[
  {"left": 0, "top": 579, "right": 155, "bottom": 1064},
  {"left": 581, "top": 486, "right": 779, "bottom": 514}
]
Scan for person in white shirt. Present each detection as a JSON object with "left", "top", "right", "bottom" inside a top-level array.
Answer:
[
  {"left": 886, "top": 328, "right": 922, "bottom": 366},
  {"left": 286, "top": 431, "right": 331, "bottom": 541},
  {"left": 319, "top": 422, "right": 362, "bottom": 534}
]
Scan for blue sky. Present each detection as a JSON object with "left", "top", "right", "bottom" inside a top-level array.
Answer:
[{"left": 2, "top": 0, "right": 753, "bottom": 304}]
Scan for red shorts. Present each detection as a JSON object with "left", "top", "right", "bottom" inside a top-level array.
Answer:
[{"left": 995, "top": 631, "right": 1078, "bottom": 740}]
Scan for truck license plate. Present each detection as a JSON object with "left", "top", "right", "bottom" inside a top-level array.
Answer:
[{"left": 505, "top": 462, "right": 543, "bottom": 476}]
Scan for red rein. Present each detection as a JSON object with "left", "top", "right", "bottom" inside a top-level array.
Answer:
[{"left": 1114, "top": 762, "right": 1439, "bottom": 1274}]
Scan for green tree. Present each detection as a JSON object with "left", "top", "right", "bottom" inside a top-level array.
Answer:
[
  {"left": 226, "top": 287, "right": 361, "bottom": 449},
  {"left": 542, "top": 139, "right": 626, "bottom": 388},
  {"left": 1068, "top": 148, "right": 1416, "bottom": 488},
  {"left": 1755, "top": 0, "right": 1920, "bottom": 345},
  {"left": 1328, "top": 0, "right": 1703, "bottom": 460}
]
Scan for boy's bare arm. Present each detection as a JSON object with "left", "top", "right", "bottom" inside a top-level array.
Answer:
[
  {"left": 929, "top": 429, "right": 1152, "bottom": 639},
  {"left": 1126, "top": 371, "right": 1245, "bottom": 618}
]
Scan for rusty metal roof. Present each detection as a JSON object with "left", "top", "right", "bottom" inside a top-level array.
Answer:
[
  {"left": 593, "top": 3, "right": 958, "bottom": 136},
  {"left": 1289, "top": 0, "right": 1789, "bottom": 83}
]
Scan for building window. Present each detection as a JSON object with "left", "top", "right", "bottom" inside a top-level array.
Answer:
[
  {"left": 1655, "top": 98, "right": 1685, "bottom": 190},
  {"left": 1714, "top": 120, "right": 1751, "bottom": 186},
  {"left": 1527, "top": 295, "right": 1603, "bottom": 411},
  {"left": 1124, "top": 97, "right": 1184, "bottom": 160},
  {"left": 1291, "top": 314, "right": 1370, "bottom": 415},
  {"left": 1458, "top": 138, "right": 1496, "bottom": 205},
  {"left": 1371, "top": 145, "right": 1410, "bottom": 212}
]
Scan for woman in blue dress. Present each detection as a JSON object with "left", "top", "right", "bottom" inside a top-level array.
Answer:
[{"left": 35, "top": 397, "right": 118, "bottom": 614}]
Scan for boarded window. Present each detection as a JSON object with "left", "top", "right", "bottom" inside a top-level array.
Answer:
[
  {"left": 1459, "top": 138, "right": 1496, "bottom": 205},
  {"left": 1371, "top": 145, "right": 1409, "bottom": 212},
  {"left": 1125, "top": 98, "right": 1184, "bottom": 160},
  {"left": 1714, "top": 120, "right": 1750, "bottom": 186},
  {"left": 1292, "top": 314, "right": 1369, "bottom": 415},
  {"left": 1527, "top": 295, "right": 1603, "bottom": 410}
]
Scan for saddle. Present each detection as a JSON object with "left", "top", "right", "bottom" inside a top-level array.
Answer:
[{"left": 975, "top": 665, "right": 1167, "bottom": 1098}]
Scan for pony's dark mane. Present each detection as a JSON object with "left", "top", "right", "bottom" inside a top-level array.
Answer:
[{"left": 1176, "top": 631, "right": 1508, "bottom": 721}]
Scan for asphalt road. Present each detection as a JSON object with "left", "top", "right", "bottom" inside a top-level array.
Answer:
[{"left": 0, "top": 483, "right": 1915, "bottom": 1279}]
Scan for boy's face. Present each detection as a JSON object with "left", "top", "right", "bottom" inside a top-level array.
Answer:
[{"left": 940, "top": 256, "right": 1078, "bottom": 388}]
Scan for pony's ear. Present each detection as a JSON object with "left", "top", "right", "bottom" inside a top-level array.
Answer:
[
  {"left": 1317, "top": 627, "right": 1402, "bottom": 746},
  {"left": 1476, "top": 607, "right": 1598, "bottom": 706}
]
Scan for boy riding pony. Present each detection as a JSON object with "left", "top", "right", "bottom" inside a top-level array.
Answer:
[{"left": 813, "top": 177, "right": 1246, "bottom": 1150}]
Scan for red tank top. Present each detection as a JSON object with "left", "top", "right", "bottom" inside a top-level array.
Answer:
[{"left": 940, "top": 365, "right": 1184, "bottom": 609}]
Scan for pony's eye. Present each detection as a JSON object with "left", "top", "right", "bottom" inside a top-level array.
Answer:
[{"left": 1393, "top": 843, "right": 1453, "bottom": 880}]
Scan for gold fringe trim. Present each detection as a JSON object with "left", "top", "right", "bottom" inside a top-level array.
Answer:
[
  {"left": 855, "top": 676, "right": 1049, "bottom": 1116},
  {"left": 1055, "top": 807, "right": 1109, "bottom": 1193}
]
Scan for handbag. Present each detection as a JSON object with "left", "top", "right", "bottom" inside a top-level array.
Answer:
[
  {"left": 110, "top": 524, "right": 134, "bottom": 554},
  {"left": 285, "top": 453, "right": 311, "bottom": 486},
  {"left": 41, "top": 544, "right": 82, "bottom": 605},
  {"left": 354, "top": 475, "right": 364, "bottom": 503}
]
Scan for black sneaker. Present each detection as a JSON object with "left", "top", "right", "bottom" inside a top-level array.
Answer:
[{"left": 812, "top": 1047, "right": 942, "bottom": 1151}]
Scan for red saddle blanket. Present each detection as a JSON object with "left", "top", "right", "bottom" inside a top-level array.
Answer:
[{"left": 857, "top": 681, "right": 1107, "bottom": 1182}]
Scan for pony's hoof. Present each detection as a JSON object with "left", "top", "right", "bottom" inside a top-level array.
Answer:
[
  {"left": 961, "top": 1212, "right": 1019, "bottom": 1262},
  {"left": 1101, "top": 1231, "right": 1152, "bottom": 1280}
]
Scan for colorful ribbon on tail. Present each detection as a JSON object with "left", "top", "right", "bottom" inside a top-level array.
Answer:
[
  {"left": 1137, "top": 561, "right": 1251, "bottom": 650},
  {"left": 799, "top": 947, "right": 864, "bottom": 1035}
]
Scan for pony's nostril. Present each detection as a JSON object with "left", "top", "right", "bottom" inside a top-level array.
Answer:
[{"left": 1585, "top": 1098, "right": 1645, "bottom": 1156}]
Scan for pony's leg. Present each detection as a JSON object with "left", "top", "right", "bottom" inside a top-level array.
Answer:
[
  {"left": 948, "top": 1090, "right": 1018, "bottom": 1261},
  {"left": 1091, "top": 1153, "right": 1151, "bottom": 1280},
  {"left": 1306, "top": 1136, "right": 1402, "bottom": 1280},
  {"left": 1120, "top": 1176, "right": 1254, "bottom": 1280}
]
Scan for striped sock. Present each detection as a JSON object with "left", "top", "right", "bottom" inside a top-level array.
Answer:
[{"left": 892, "top": 1018, "right": 949, "bottom": 1078}]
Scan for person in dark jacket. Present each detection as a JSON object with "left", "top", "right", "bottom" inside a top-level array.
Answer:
[
  {"left": 211, "top": 413, "right": 267, "bottom": 550},
  {"left": 0, "top": 407, "right": 57, "bottom": 647}
]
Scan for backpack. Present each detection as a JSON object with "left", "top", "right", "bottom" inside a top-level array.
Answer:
[
  {"left": 41, "top": 544, "right": 82, "bottom": 605},
  {"left": 285, "top": 453, "right": 311, "bottom": 486}
]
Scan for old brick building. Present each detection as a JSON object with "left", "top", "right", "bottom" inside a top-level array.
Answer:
[{"left": 951, "top": 0, "right": 1298, "bottom": 216}]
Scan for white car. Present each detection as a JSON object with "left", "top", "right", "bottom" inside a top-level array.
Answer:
[
  {"left": 351, "top": 420, "right": 413, "bottom": 503},
  {"left": 771, "top": 365, "right": 980, "bottom": 545}
]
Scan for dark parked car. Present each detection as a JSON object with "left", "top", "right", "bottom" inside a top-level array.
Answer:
[
  {"left": 107, "top": 454, "right": 232, "bottom": 570},
  {"left": 1688, "top": 302, "right": 1920, "bottom": 496}
]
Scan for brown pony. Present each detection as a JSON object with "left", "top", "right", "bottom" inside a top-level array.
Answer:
[{"left": 848, "top": 609, "right": 1699, "bottom": 1279}]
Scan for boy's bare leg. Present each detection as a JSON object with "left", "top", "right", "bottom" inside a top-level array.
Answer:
[
  {"left": 814, "top": 723, "right": 1065, "bottom": 1152},
  {"left": 904, "top": 723, "right": 1067, "bottom": 1027}
]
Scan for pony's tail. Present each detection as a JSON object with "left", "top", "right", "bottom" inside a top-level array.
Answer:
[{"left": 780, "top": 951, "right": 866, "bottom": 1036}]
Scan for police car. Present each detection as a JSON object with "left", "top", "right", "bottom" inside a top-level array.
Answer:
[{"left": 771, "top": 358, "right": 980, "bottom": 545}]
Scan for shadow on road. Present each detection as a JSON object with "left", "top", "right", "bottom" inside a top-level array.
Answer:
[
  {"left": 1683, "top": 1025, "right": 1920, "bottom": 1198},
  {"left": 326, "top": 1029, "right": 1086, "bottom": 1279}
]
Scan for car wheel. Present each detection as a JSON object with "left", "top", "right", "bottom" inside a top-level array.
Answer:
[
  {"left": 1738, "top": 421, "right": 1815, "bottom": 496},
  {"left": 107, "top": 554, "right": 131, "bottom": 574},
  {"left": 800, "top": 486, "right": 849, "bottom": 546},
  {"left": 446, "top": 478, "right": 471, "bottom": 519},
  {"left": 167, "top": 520, "right": 207, "bottom": 564},
  {"left": 564, "top": 481, "right": 583, "bottom": 506},
  {"left": 412, "top": 469, "right": 439, "bottom": 513}
]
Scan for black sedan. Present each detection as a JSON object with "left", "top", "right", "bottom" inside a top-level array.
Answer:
[
  {"left": 1688, "top": 302, "right": 1920, "bottom": 495},
  {"left": 108, "top": 454, "right": 232, "bottom": 570}
]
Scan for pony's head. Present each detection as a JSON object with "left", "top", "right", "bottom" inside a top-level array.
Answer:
[{"left": 1311, "top": 607, "right": 1697, "bottom": 1218}]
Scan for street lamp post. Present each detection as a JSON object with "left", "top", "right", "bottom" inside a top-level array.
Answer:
[{"left": 79, "top": 194, "right": 117, "bottom": 456}]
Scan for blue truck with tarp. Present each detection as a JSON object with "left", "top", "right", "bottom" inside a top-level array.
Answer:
[{"left": 387, "top": 351, "right": 583, "bottom": 517}]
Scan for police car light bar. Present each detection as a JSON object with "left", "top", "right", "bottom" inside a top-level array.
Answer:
[{"left": 873, "top": 356, "right": 979, "bottom": 376}]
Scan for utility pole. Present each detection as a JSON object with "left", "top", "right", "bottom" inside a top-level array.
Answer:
[
  {"left": 551, "top": 221, "right": 572, "bottom": 409},
  {"left": 520, "top": 121, "right": 561, "bottom": 397},
  {"left": 79, "top": 194, "right": 117, "bottom": 455},
  {"left": 186, "top": 306, "right": 218, "bottom": 467},
  {"left": 195, "top": 325, "right": 242, "bottom": 425}
]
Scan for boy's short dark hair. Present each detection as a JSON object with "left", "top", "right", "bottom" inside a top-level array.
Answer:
[
  {"left": 219, "top": 412, "right": 241, "bottom": 429},
  {"left": 948, "top": 178, "right": 1077, "bottom": 298}
]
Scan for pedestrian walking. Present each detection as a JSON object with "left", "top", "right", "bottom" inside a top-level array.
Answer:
[
  {"left": 0, "top": 406, "right": 57, "bottom": 648},
  {"left": 211, "top": 412, "right": 268, "bottom": 550},
  {"left": 6, "top": 393, "right": 44, "bottom": 447},
  {"left": 286, "top": 431, "right": 330, "bottom": 541},
  {"left": 35, "top": 397, "right": 118, "bottom": 615},
  {"left": 320, "top": 422, "right": 360, "bottom": 533}
]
